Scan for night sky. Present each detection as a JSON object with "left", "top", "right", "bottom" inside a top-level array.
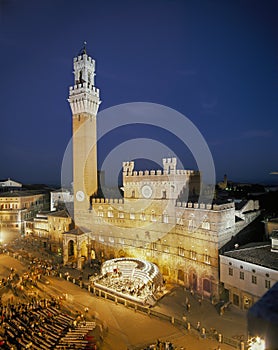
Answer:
[{"left": 0, "top": 0, "right": 277, "bottom": 186}]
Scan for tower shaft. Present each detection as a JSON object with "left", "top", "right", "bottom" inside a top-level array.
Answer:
[{"left": 68, "top": 51, "right": 101, "bottom": 215}]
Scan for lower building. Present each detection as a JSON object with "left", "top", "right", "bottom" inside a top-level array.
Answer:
[
  {"left": 219, "top": 234, "right": 278, "bottom": 310},
  {"left": 0, "top": 190, "right": 49, "bottom": 235},
  {"left": 25, "top": 209, "right": 73, "bottom": 255}
]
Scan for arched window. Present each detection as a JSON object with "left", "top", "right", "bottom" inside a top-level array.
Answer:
[
  {"left": 151, "top": 210, "right": 156, "bottom": 222},
  {"left": 107, "top": 206, "right": 113, "bottom": 218},
  {"left": 162, "top": 211, "right": 168, "bottom": 223},
  {"left": 201, "top": 215, "right": 210, "bottom": 230},
  {"left": 68, "top": 240, "right": 74, "bottom": 257},
  {"left": 140, "top": 211, "right": 146, "bottom": 221},
  {"left": 176, "top": 213, "right": 183, "bottom": 225},
  {"left": 188, "top": 214, "right": 195, "bottom": 230},
  {"left": 97, "top": 206, "right": 104, "bottom": 217}
]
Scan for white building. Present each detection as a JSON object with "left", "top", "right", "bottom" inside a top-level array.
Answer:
[{"left": 220, "top": 234, "right": 278, "bottom": 310}]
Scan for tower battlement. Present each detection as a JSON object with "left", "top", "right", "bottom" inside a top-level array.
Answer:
[
  {"left": 163, "top": 157, "right": 177, "bottom": 174},
  {"left": 69, "top": 84, "right": 100, "bottom": 97},
  {"left": 122, "top": 161, "right": 135, "bottom": 175}
]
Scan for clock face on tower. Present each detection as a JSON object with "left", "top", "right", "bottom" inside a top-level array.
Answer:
[
  {"left": 76, "top": 190, "right": 85, "bottom": 202},
  {"left": 141, "top": 185, "right": 153, "bottom": 199}
]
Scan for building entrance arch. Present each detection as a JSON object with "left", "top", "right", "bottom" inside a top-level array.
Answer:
[{"left": 68, "top": 240, "right": 74, "bottom": 259}]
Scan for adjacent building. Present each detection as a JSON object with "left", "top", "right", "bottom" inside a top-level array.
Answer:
[
  {"left": 25, "top": 209, "right": 73, "bottom": 255},
  {"left": 0, "top": 191, "right": 49, "bottom": 234},
  {"left": 220, "top": 234, "right": 278, "bottom": 310}
]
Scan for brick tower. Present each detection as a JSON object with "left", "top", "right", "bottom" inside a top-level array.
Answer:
[{"left": 68, "top": 44, "right": 101, "bottom": 220}]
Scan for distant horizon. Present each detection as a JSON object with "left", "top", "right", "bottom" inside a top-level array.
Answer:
[{"left": 5, "top": 171, "right": 278, "bottom": 189}]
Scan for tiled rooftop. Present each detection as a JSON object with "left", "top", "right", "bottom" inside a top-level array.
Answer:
[{"left": 224, "top": 243, "right": 278, "bottom": 271}]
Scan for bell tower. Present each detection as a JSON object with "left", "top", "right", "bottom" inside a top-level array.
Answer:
[{"left": 68, "top": 43, "right": 101, "bottom": 216}]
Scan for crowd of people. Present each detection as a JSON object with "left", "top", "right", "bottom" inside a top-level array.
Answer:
[
  {"left": 0, "top": 238, "right": 103, "bottom": 349},
  {"left": 0, "top": 298, "right": 97, "bottom": 349}
]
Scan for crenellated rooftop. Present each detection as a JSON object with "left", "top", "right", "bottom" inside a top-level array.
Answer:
[
  {"left": 176, "top": 201, "right": 235, "bottom": 211},
  {"left": 91, "top": 198, "right": 124, "bottom": 204},
  {"left": 124, "top": 169, "right": 199, "bottom": 177}
]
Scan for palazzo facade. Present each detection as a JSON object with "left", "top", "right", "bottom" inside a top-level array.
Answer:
[{"left": 63, "top": 48, "right": 260, "bottom": 299}]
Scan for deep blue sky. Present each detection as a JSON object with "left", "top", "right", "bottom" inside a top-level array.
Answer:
[{"left": 0, "top": 0, "right": 277, "bottom": 185}]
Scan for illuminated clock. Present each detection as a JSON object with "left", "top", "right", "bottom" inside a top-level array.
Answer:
[
  {"left": 141, "top": 185, "right": 153, "bottom": 199},
  {"left": 76, "top": 190, "right": 85, "bottom": 202}
]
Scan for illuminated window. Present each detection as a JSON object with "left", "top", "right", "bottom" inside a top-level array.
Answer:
[
  {"left": 97, "top": 206, "right": 104, "bottom": 217},
  {"left": 178, "top": 247, "right": 185, "bottom": 256},
  {"left": 151, "top": 210, "right": 156, "bottom": 222},
  {"left": 240, "top": 271, "right": 244, "bottom": 280},
  {"left": 140, "top": 211, "right": 146, "bottom": 221},
  {"left": 251, "top": 275, "right": 257, "bottom": 284},
  {"left": 204, "top": 254, "right": 210, "bottom": 264},
  {"left": 118, "top": 207, "right": 124, "bottom": 219},
  {"left": 188, "top": 214, "right": 195, "bottom": 230},
  {"left": 202, "top": 220, "right": 210, "bottom": 230},
  {"left": 162, "top": 211, "right": 169, "bottom": 223},
  {"left": 107, "top": 207, "right": 113, "bottom": 218},
  {"left": 176, "top": 213, "right": 183, "bottom": 225},
  {"left": 190, "top": 250, "right": 197, "bottom": 260}
]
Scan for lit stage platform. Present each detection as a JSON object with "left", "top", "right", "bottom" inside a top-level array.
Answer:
[{"left": 91, "top": 257, "right": 163, "bottom": 306}]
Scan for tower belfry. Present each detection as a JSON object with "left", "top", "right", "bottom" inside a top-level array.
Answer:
[{"left": 68, "top": 44, "right": 101, "bottom": 216}]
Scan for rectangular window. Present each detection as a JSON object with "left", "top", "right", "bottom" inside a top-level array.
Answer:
[
  {"left": 228, "top": 268, "right": 233, "bottom": 276},
  {"left": 265, "top": 280, "right": 271, "bottom": 289},
  {"left": 204, "top": 254, "right": 210, "bottom": 264},
  {"left": 251, "top": 275, "right": 257, "bottom": 284},
  {"left": 178, "top": 247, "right": 185, "bottom": 256},
  {"left": 190, "top": 250, "right": 197, "bottom": 260},
  {"left": 240, "top": 271, "right": 244, "bottom": 280}
]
